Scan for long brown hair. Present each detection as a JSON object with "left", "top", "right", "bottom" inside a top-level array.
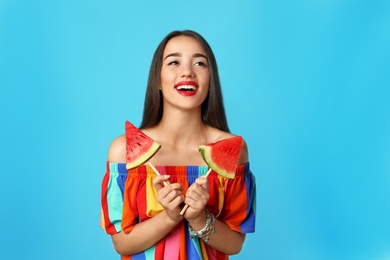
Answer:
[{"left": 139, "top": 30, "right": 230, "bottom": 132}]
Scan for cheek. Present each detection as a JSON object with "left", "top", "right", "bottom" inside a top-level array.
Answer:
[
  {"left": 201, "top": 71, "right": 210, "bottom": 87},
  {"left": 201, "top": 84, "right": 210, "bottom": 101},
  {"left": 160, "top": 71, "right": 173, "bottom": 88},
  {"left": 205, "top": 76, "right": 210, "bottom": 92}
]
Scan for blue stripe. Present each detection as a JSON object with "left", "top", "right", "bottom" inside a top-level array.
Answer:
[
  {"left": 131, "top": 251, "right": 146, "bottom": 260},
  {"left": 240, "top": 170, "right": 256, "bottom": 233},
  {"left": 185, "top": 222, "right": 202, "bottom": 260}
]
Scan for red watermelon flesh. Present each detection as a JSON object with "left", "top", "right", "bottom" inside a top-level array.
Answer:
[
  {"left": 198, "top": 136, "right": 243, "bottom": 179},
  {"left": 125, "top": 121, "right": 161, "bottom": 170}
]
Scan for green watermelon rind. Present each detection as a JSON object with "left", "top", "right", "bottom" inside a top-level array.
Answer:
[
  {"left": 126, "top": 141, "right": 161, "bottom": 170},
  {"left": 198, "top": 145, "right": 236, "bottom": 179}
]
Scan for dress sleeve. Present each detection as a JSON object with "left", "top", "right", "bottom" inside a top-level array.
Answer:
[
  {"left": 219, "top": 162, "right": 256, "bottom": 233},
  {"left": 100, "top": 162, "right": 128, "bottom": 234}
]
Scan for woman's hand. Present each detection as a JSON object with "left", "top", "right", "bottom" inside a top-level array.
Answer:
[
  {"left": 153, "top": 175, "right": 185, "bottom": 223},
  {"left": 183, "top": 177, "right": 210, "bottom": 220}
]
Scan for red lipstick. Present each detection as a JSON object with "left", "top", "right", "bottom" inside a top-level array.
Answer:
[
  {"left": 175, "top": 81, "right": 199, "bottom": 88},
  {"left": 175, "top": 81, "right": 198, "bottom": 96}
]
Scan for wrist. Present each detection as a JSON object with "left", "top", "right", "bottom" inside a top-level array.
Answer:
[
  {"left": 186, "top": 209, "right": 206, "bottom": 228},
  {"left": 188, "top": 209, "right": 215, "bottom": 243},
  {"left": 163, "top": 210, "right": 183, "bottom": 226}
]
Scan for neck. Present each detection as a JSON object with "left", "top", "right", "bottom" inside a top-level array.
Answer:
[{"left": 156, "top": 109, "right": 209, "bottom": 146}]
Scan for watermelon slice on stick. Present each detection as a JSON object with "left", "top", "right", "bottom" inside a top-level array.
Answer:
[
  {"left": 125, "top": 121, "right": 169, "bottom": 186},
  {"left": 198, "top": 136, "right": 243, "bottom": 179},
  {"left": 180, "top": 136, "right": 243, "bottom": 215},
  {"left": 125, "top": 120, "right": 161, "bottom": 169}
]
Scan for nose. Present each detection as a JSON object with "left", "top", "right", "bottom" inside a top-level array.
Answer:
[{"left": 180, "top": 62, "right": 195, "bottom": 78}]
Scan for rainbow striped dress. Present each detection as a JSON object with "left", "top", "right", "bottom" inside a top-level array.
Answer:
[{"left": 101, "top": 162, "right": 256, "bottom": 260}]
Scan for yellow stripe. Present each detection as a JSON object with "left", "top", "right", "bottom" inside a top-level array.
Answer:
[
  {"left": 217, "top": 175, "right": 226, "bottom": 218},
  {"left": 146, "top": 166, "right": 163, "bottom": 217}
]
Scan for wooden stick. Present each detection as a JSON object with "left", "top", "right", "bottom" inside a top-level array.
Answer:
[
  {"left": 147, "top": 161, "right": 170, "bottom": 186},
  {"left": 203, "top": 167, "right": 213, "bottom": 178},
  {"left": 180, "top": 168, "right": 212, "bottom": 215}
]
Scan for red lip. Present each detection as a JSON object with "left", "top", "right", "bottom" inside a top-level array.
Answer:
[
  {"left": 174, "top": 81, "right": 198, "bottom": 96},
  {"left": 175, "top": 81, "right": 199, "bottom": 88}
]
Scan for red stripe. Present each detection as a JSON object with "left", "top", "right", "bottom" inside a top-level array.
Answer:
[
  {"left": 221, "top": 177, "right": 247, "bottom": 232},
  {"left": 155, "top": 239, "right": 165, "bottom": 260},
  {"left": 215, "top": 250, "right": 228, "bottom": 260},
  {"left": 206, "top": 171, "right": 220, "bottom": 215},
  {"left": 179, "top": 224, "right": 187, "bottom": 260},
  {"left": 122, "top": 168, "right": 140, "bottom": 233},
  {"left": 137, "top": 167, "right": 147, "bottom": 220}
]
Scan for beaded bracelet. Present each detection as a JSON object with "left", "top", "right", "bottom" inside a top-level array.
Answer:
[{"left": 188, "top": 209, "right": 215, "bottom": 243}]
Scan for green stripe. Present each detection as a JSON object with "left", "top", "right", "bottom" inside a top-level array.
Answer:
[
  {"left": 144, "top": 245, "right": 156, "bottom": 260},
  {"left": 107, "top": 164, "right": 123, "bottom": 232}
]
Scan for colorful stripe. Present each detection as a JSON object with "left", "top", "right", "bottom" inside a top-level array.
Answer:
[
  {"left": 186, "top": 222, "right": 202, "bottom": 260},
  {"left": 146, "top": 166, "right": 163, "bottom": 216},
  {"left": 100, "top": 162, "right": 256, "bottom": 259},
  {"left": 163, "top": 225, "right": 181, "bottom": 259},
  {"left": 241, "top": 167, "right": 256, "bottom": 232},
  {"left": 101, "top": 162, "right": 126, "bottom": 234}
]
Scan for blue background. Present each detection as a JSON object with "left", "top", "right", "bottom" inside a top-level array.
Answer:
[{"left": 1, "top": 0, "right": 390, "bottom": 259}]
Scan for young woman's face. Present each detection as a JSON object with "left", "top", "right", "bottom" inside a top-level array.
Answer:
[{"left": 160, "top": 36, "right": 210, "bottom": 111}]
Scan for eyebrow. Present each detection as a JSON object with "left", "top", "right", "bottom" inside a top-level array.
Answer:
[{"left": 163, "top": 52, "right": 208, "bottom": 60}]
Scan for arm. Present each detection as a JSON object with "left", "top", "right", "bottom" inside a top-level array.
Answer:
[
  {"left": 107, "top": 136, "right": 185, "bottom": 256},
  {"left": 112, "top": 209, "right": 182, "bottom": 255},
  {"left": 189, "top": 210, "right": 246, "bottom": 255},
  {"left": 183, "top": 139, "right": 249, "bottom": 255},
  {"left": 184, "top": 177, "right": 246, "bottom": 255}
]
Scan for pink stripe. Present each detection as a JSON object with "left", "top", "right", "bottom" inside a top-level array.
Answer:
[
  {"left": 163, "top": 225, "right": 181, "bottom": 259},
  {"left": 156, "top": 166, "right": 167, "bottom": 175}
]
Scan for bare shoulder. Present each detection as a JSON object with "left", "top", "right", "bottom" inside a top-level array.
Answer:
[
  {"left": 238, "top": 138, "right": 249, "bottom": 165},
  {"left": 208, "top": 128, "right": 249, "bottom": 165},
  {"left": 107, "top": 134, "right": 126, "bottom": 163}
]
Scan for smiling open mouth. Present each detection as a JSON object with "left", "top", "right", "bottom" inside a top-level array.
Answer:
[
  {"left": 176, "top": 85, "right": 196, "bottom": 92},
  {"left": 174, "top": 81, "right": 199, "bottom": 96},
  {"left": 175, "top": 85, "right": 198, "bottom": 96}
]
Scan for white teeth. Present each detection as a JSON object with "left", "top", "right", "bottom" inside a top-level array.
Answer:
[{"left": 177, "top": 85, "right": 196, "bottom": 90}]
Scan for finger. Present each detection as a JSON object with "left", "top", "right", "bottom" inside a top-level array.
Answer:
[
  {"left": 168, "top": 194, "right": 185, "bottom": 209},
  {"left": 185, "top": 189, "right": 209, "bottom": 203},
  {"left": 165, "top": 195, "right": 186, "bottom": 221},
  {"left": 187, "top": 183, "right": 209, "bottom": 199},
  {"left": 160, "top": 192, "right": 185, "bottom": 213},
  {"left": 158, "top": 183, "right": 184, "bottom": 203},
  {"left": 183, "top": 196, "right": 205, "bottom": 212},
  {"left": 163, "top": 188, "right": 183, "bottom": 203},
  {"left": 152, "top": 175, "right": 171, "bottom": 190},
  {"left": 185, "top": 187, "right": 209, "bottom": 206},
  {"left": 195, "top": 177, "right": 209, "bottom": 191}
]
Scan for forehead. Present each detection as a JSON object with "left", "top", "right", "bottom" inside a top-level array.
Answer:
[{"left": 163, "top": 36, "right": 206, "bottom": 56}]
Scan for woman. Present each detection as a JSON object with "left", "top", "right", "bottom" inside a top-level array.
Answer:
[{"left": 101, "top": 30, "right": 256, "bottom": 260}]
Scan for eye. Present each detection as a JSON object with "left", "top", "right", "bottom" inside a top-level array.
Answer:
[
  {"left": 167, "top": 60, "right": 179, "bottom": 66},
  {"left": 194, "top": 61, "right": 208, "bottom": 67}
]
